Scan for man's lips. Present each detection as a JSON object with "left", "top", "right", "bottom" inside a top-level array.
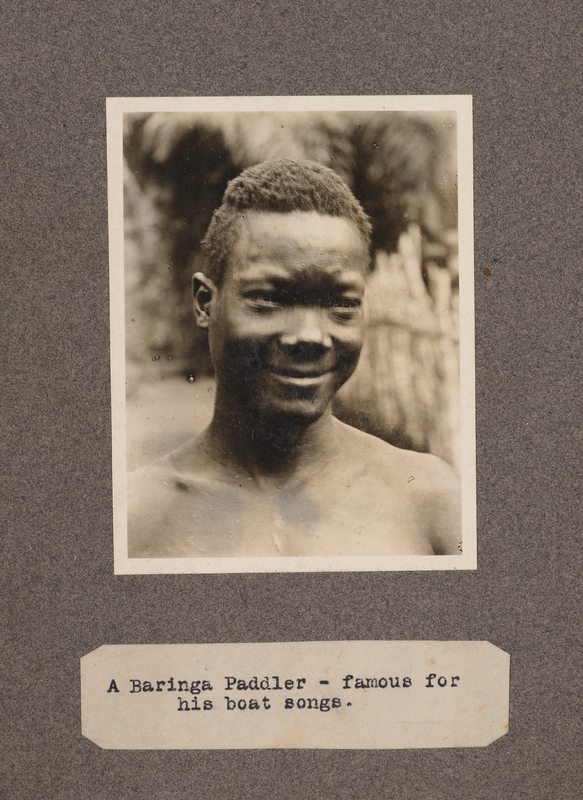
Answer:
[
  {"left": 264, "top": 365, "right": 330, "bottom": 378},
  {"left": 262, "top": 364, "right": 333, "bottom": 387}
]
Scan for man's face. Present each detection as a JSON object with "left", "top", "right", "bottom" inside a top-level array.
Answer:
[{"left": 205, "top": 210, "right": 368, "bottom": 423}]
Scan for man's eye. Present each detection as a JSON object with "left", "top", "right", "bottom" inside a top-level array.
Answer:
[
  {"left": 334, "top": 298, "right": 360, "bottom": 308},
  {"left": 329, "top": 297, "right": 361, "bottom": 312},
  {"left": 247, "top": 292, "right": 283, "bottom": 309},
  {"left": 325, "top": 297, "right": 362, "bottom": 321}
]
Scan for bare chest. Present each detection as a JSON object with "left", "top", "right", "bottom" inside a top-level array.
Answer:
[{"left": 148, "top": 473, "right": 434, "bottom": 557}]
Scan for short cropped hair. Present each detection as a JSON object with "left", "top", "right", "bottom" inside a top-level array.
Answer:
[{"left": 201, "top": 158, "right": 372, "bottom": 285}]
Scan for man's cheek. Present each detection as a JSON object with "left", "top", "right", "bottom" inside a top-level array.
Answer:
[
  {"left": 336, "top": 333, "right": 363, "bottom": 362},
  {"left": 221, "top": 335, "right": 266, "bottom": 371}
]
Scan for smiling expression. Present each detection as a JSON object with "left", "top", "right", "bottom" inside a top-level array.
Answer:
[{"left": 199, "top": 210, "right": 369, "bottom": 423}]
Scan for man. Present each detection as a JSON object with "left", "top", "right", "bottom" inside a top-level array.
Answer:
[{"left": 128, "top": 159, "right": 460, "bottom": 558}]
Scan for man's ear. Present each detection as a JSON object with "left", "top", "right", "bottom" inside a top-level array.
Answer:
[{"left": 193, "top": 272, "right": 218, "bottom": 330}]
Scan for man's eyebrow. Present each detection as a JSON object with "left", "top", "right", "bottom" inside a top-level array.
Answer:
[
  {"left": 239, "top": 274, "right": 365, "bottom": 293},
  {"left": 237, "top": 273, "right": 290, "bottom": 287},
  {"left": 239, "top": 263, "right": 365, "bottom": 281},
  {"left": 327, "top": 277, "right": 365, "bottom": 291}
]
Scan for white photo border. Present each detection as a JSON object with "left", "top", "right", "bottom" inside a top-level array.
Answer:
[{"left": 108, "top": 95, "right": 476, "bottom": 575}]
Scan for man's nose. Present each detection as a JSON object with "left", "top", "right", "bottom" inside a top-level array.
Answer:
[{"left": 279, "top": 307, "right": 333, "bottom": 351}]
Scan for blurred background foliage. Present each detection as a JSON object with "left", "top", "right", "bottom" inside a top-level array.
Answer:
[{"left": 123, "top": 111, "right": 460, "bottom": 469}]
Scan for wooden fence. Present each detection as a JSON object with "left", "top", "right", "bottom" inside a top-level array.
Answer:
[{"left": 334, "top": 225, "right": 460, "bottom": 470}]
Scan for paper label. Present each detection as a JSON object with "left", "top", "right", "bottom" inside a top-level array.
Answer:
[{"left": 81, "top": 641, "right": 509, "bottom": 749}]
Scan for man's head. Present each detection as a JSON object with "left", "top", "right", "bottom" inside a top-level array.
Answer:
[
  {"left": 201, "top": 158, "right": 372, "bottom": 285},
  {"left": 194, "top": 159, "right": 372, "bottom": 424}
]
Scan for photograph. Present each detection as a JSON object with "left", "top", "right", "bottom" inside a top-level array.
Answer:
[{"left": 109, "top": 95, "right": 476, "bottom": 573}]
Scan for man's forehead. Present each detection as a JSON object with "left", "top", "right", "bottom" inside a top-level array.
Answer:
[
  {"left": 234, "top": 262, "right": 367, "bottom": 292},
  {"left": 236, "top": 210, "right": 367, "bottom": 252},
  {"left": 228, "top": 210, "right": 369, "bottom": 279}
]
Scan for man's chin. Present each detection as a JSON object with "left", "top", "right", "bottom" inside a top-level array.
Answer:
[{"left": 257, "top": 397, "right": 330, "bottom": 427}]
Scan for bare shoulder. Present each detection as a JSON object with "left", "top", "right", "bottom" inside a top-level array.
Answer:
[
  {"left": 126, "top": 463, "right": 179, "bottom": 557},
  {"left": 127, "top": 461, "right": 183, "bottom": 509},
  {"left": 334, "top": 419, "right": 461, "bottom": 555},
  {"left": 334, "top": 418, "right": 455, "bottom": 482},
  {"left": 126, "top": 440, "right": 209, "bottom": 557}
]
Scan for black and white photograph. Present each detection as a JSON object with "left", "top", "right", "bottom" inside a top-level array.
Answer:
[{"left": 109, "top": 95, "right": 475, "bottom": 573}]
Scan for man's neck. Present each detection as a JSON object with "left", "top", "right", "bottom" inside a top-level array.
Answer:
[{"left": 201, "top": 400, "right": 338, "bottom": 488}]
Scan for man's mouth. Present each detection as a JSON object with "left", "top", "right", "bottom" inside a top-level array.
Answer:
[
  {"left": 264, "top": 365, "right": 331, "bottom": 386},
  {"left": 266, "top": 365, "right": 328, "bottom": 378}
]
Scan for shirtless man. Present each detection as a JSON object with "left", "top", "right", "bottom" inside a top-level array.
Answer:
[{"left": 128, "top": 159, "right": 460, "bottom": 558}]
